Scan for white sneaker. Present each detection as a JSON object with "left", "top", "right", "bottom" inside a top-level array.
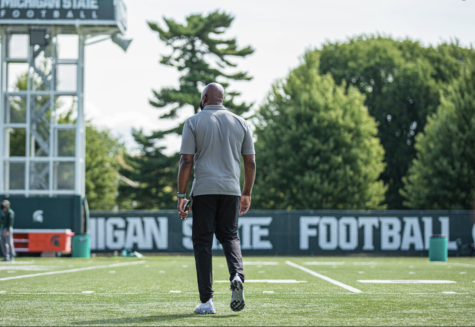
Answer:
[
  {"left": 230, "top": 274, "right": 245, "bottom": 312},
  {"left": 195, "top": 298, "right": 216, "bottom": 314}
]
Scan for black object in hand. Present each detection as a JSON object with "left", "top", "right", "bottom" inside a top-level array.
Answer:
[{"left": 183, "top": 199, "right": 192, "bottom": 212}]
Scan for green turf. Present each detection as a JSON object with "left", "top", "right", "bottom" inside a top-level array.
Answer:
[{"left": 0, "top": 256, "right": 474, "bottom": 326}]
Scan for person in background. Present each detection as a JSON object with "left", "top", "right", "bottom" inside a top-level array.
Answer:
[{"left": 0, "top": 200, "right": 15, "bottom": 262}]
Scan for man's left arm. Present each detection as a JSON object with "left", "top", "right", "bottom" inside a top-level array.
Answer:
[{"left": 5, "top": 210, "right": 13, "bottom": 237}]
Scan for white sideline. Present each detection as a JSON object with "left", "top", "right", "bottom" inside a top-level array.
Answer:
[
  {"left": 285, "top": 261, "right": 363, "bottom": 293},
  {"left": 0, "top": 260, "right": 146, "bottom": 281}
]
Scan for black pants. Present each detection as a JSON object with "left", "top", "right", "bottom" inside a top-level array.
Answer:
[{"left": 192, "top": 194, "right": 245, "bottom": 303}]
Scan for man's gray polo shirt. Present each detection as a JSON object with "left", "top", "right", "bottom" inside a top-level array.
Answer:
[{"left": 180, "top": 105, "right": 255, "bottom": 196}]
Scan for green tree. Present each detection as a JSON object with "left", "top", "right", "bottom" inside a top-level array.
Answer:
[
  {"left": 401, "top": 65, "right": 475, "bottom": 209},
  {"left": 118, "top": 130, "right": 179, "bottom": 210},
  {"left": 85, "top": 125, "right": 125, "bottom": 210},
  {"left": 253, "top": 52, "right": 387, "bottom": 210},
  {"left": 147, "top": 10, "right": 254, "bottom": 132},
  {"left": 316, "top": 36, "right": 475, "bottom": 208}
]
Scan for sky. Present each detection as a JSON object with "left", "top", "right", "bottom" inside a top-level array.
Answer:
[{"left": 83, "top": 0, "right": 475, "bottom": 154}]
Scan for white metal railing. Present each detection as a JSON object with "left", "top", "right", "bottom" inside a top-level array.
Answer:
[{"left": 0, "top": 28, "right": 84, "bottom": 197}]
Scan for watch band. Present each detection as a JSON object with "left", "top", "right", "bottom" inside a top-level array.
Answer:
[{"left": 177, "top": 193, "right": 186, "bottom": 198}]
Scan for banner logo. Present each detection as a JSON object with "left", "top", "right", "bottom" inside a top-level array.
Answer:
[
  {"left": 50, "top": 235, "right": 60, "bottom": 247},
  {"left": 33, "top": 210, "right": 44, "bottom": 223}
]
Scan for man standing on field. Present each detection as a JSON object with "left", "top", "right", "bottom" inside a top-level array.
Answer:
[
  {"left": 0, "top": 200, "right": 15, "bottom": 262},
  {"left": 177, "top": 83, "right": 256, "bottom": 314}
]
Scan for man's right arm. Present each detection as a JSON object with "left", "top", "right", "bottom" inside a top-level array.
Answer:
[
  {"left": 177, "top": 120, "right": 196, "bottom": 219},
  {"left": 240, "top": 154, "right": 256, "bottom": 216},
  {"left": 177, "top": 155, "right": 194, "bottom": 219}
]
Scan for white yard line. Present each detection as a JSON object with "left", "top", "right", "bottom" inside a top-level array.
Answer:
[
  {"left": 0, "top": 292, "right": 145, "bottom": 295},
  {"left": 0, "top": 260, "right": 145, "bottom": 282},
  {"left": 0, "top": 261, "right": 35, "bottom": 265},
  {"left": 0, "top": 266, "right": 51, "bottom": 271},
  {"left": 358, "top": 280, "right": 456, "bottom": 284},
  {"left": 353, "top": 262, "right": 378, "bottom": 265},
  {"left": 285, "top": 261, "right": 363, "bottom": 293},
  {"left": 302, "top": 262, "right": 345, "bottom": 265},
  {"left": 409, "top": 293, "right": 430, "bottom": 295},
  {"left": 1, "top": 291, "right": 472, "bottom": 296},
  {"left": 433, "top": 262, "right": 475, "bottom": 268},
  {"left": 243, "top": 262, "right": 279, "bottom": 265},
  {"left": 215, "top": 279, "right": 307, "bottom": 283}
]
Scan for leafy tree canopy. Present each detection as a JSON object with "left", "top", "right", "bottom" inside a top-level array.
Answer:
[
  {"left": 85, "top": 125, "right": 125, "bottom": 210},
  {"left": 401, "top": 64, "right": 475, "bottom": 210},
  {"left": 252, "top": 51, "right": 387, "bottom": 210},
  {"left": 316, "top": 35, "right": 475, "bottom": 208}
]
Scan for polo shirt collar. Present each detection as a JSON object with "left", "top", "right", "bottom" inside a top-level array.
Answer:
[{"left": 203, "top": 105, "right": 227, "bottom": 111}]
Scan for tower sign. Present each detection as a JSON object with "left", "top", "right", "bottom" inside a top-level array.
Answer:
[
  {"left": 0, "top": 0, "right": 126, "bottom": 31},
  {"left": 0, "top": 0, "right": 128, "bottom": 234}
]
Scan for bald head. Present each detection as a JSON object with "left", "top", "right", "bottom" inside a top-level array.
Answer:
[{"left": 200, "top": 83, "right": 225, "bottom": 109}]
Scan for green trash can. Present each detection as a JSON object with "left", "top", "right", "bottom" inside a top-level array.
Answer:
[
  {"left": 72, "top": 235, "right": 91, "bottom": 258},
  {"left": 429, "top": 234, "right": 447, "bottom": 262}
]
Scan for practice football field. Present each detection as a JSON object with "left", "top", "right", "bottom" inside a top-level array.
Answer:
[{"left": 0, "top": 256, "right": 474, "bottom": 326}]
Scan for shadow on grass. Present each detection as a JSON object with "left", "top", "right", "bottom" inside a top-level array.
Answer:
[{"left": 73, "top": 314, "right": 239, "bottom": 325}]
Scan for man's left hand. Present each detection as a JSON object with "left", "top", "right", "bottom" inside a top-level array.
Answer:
[{"left": 5, "top": 231, "right": 9, "bottom": 237}]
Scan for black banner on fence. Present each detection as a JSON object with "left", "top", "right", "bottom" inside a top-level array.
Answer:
[
  {"left": 89, "top": 210, "right": 475, "bottom": 255},
  {"left": 1, "top": 196, "right": 84, "bottom": 233}
]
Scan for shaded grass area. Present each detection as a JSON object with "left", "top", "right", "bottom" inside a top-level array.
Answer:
[{"left": 0, "top": 256, "right": 474, "bottom": 326}]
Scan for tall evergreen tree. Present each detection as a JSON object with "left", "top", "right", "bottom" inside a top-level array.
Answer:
[
  {"left": 316, "top": 36, "right": 475, "bottom": 208},
  {"left": 119, "top": 11, "right": 254, "bottom": 209},
  {"left": 253, "top": 52, "right": 387, "bottom": 210},
  {"left": 401, "top": 64, "right": 475, "bottom": 209},
  {"left": 148, "top": 10, "right": 254, "bottom": 135}
]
